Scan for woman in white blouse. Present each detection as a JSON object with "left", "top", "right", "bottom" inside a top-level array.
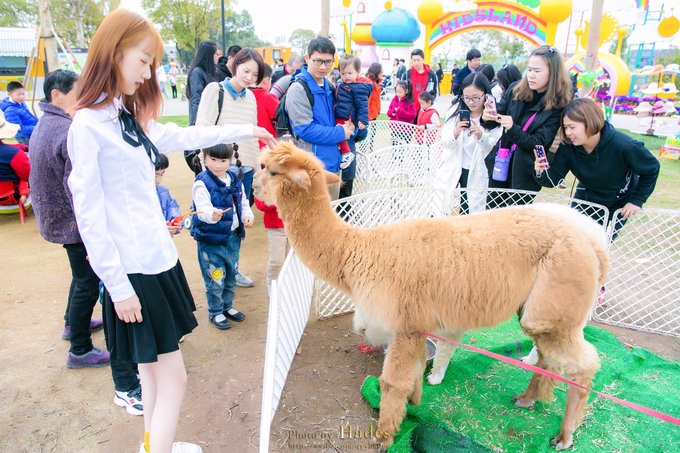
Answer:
[
  {"left": 66, "top": 10, "right": 274, "bottom": 453},
  {"left": 436, "top": 72, "right": 502, "bottom": 214}
]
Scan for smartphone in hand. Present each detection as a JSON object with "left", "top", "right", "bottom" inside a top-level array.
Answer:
[
  {"left": 485, "top": 94, "right": 496, "bottom": 115},
  {"left": 459, "top": 109, "right": 471, "bottom": 127},
  {"left": 535, "top": 145, "right": 549, "bottom": 168}
]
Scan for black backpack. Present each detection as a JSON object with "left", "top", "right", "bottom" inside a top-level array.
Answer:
[{"left": 274, "top": 78, "right": 314, "bottom": 139}]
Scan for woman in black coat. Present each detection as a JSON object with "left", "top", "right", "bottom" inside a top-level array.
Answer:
[
  {"left": 184, "top": 41, "right": 218, "bottom": 169},
  {"left": 483, "top": 46, "right": 573, "bottom": 204},
  {"left": 534, "top": 98, "right": 660, "bottom": 231}
]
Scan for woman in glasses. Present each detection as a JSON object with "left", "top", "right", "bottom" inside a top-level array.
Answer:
[
  {"left": 436, "top": 72, "right": 502, "bottom": 214},
  {"left": 482, "top": 45, "right": 573, "bottom": 206}
]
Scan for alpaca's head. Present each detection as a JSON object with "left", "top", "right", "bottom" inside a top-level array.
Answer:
[{"left": 253, "top": 141, "right": 341, "bottom": 206}]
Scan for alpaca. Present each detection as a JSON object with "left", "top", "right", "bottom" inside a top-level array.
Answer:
[{"left": 253, "top": 142, "right": 608, "bottom": 451}]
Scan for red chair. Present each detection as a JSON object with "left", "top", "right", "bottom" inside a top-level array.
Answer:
[{"left": 0, "top": 180, "right": 28, "bottom": 224}]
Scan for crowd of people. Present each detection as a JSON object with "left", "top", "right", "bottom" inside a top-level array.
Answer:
[{"left": 0, "top": 6, "right": 663, "bottom": 453}]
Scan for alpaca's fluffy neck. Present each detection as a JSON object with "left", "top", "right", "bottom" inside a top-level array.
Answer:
[{"left": 277, "top": 180, "right": 355, "bottom": 293}]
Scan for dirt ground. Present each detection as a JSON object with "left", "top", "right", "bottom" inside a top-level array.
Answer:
[{"left": 0, "top": 151, "right": 677, "bottom": 453}]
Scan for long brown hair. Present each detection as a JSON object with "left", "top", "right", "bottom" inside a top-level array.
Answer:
[
  {"left": 72, "top": 9, "right": 164, "bottom": 130},
  {"left": 512, "top": 45, "right": 572, "bottom": 111}
]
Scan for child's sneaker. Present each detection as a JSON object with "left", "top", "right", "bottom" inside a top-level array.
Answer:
[
  {"left": 62, "top": 318, "right": 104, "bottom": 341},
  {"left": 114, "top": 386, "right": 143, "bottom": 416},
  {"left": 235, "top": 270, "right": 254, "bottom": 287},
  {"left": 339, "top": 152, "right": 355, "bottom": 170},
  {"left": 172, "top": 442, "right": 203, "bottom": 453},
  {"left": 66, "top": 346, "right": 110, "bottom": 368}
]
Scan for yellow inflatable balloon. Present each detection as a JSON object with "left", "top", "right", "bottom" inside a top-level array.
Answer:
[
  {"left": 343, "top": 0, "right": 351, "bottom": 8},
  {"left": 658, "top": 14, "right": 680, "bottom": 38},
  {"left": 580, "top": 13, "right": 618, "bottom": 48},
  {"left": 385, "top": 1, "right": 393, "bottom": 10}
]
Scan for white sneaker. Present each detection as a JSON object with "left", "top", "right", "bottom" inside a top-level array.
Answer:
[
  {"left": 339, "top": 152, "right": 355, "bottom": 170},
  {"left": 172, "top": 442, "right": 203, "bottom": 453},
  {"left": 114, "top": 386, "right": 143, "bottom": 416},
  {"left": 235, "top": 270, "right": 254, "bottom": 287},
  {"left": 137, "top": 441, "right": 203, "bottom": 453}
]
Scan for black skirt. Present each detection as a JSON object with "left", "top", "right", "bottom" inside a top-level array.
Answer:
[{"left": 102, "top": 261, "right": 198, "bottom": 363}]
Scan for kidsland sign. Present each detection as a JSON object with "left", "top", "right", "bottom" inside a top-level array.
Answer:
[{"left": 429, "top": 1, "right": 548, "bottom": 48}]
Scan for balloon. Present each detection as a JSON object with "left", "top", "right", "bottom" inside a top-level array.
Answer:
[{"left": 658, "top": 14, "right": 680, "bottom": 38}]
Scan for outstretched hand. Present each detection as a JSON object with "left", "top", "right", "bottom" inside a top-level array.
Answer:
[{"left": 254, "top": 126, "right": 276, "bottom": 148}]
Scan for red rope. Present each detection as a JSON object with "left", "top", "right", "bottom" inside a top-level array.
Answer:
[{"left": 419, "top": 331, "right": 680, "bottom": 427}]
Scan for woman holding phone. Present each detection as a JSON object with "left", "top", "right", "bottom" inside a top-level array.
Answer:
[
  {"left": 482, "top": 45, "right": 572, "bottom": 205},
  {"left": 436, "top": 73, "right": 502, "bottom": 214},
  {"left": 534, "top": 98, "right": 659, "bottom": 232}
]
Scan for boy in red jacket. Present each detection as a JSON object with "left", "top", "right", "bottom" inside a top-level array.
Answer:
[
  {"left": 254, "top": 198, "right": 289, "bottom": 295},
  {"left": 0, "top": 110, "right": 29, "bottom": 204}
]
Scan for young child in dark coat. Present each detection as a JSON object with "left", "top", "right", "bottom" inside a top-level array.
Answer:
[{"left": 334, "top": 55, "right": 373, "bottom": 169}]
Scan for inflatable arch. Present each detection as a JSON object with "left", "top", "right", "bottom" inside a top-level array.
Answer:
[{"left": 428, "top": 1, "right": 548, "bottom": 51}]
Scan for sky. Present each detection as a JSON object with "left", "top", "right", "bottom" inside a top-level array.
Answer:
[{"left": 120, "top": 0, "right": 680, "bottom": 56}]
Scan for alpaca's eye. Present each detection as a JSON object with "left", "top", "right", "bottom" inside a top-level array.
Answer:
[{"left": 268, "top": 169, "right": 279, "bottom": 176}]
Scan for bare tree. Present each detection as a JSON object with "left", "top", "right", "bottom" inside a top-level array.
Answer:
[
  {"left": 62, "top": 0, "right": 87, "bottom": 47},
  {"left": 320, "top": 0, "right": 330, "bottom": 37},
  {"left": 37, "top": 0, "right": 59, "bottom": 71}
]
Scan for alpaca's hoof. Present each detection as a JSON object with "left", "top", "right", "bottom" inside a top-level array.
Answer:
[
  {"left": 427, "top": 370, "right": 445, "bottom": 386},
  {"left": 375, "top": 429, "right": 394, "bottom": 449},
  {"left": 512, "top": 394, "right": 535, "bottom": 408},
  {"left": 550, "top": 433, "right": 573, "bottom": 450}
]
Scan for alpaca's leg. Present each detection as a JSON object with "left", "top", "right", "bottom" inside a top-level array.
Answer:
[
  {"left": 512, "top": 353, "right": 553, "bottom": 408},
  {"left": 408, "top": 349, "right": 427, "bottom": 406},
  {"left": 427, "top": 331, "right": 463, "bottom": 385},
  {"left": 550, "top": 339, "right": 599, "bottom": 451},
  {"left": 376, "top": 334, "right": 425, "bottom": 447}
]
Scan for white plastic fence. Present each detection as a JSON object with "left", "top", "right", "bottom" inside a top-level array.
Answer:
[
  {"left": 258, "top": 252, "right": 315, "bottom": 453},
  {"left": 594, "top": 208, "right": 680, "bottom": 337},
  {"left": 353, "top": 143, "right": 444, "bottom": 194},
  {"left": 357, "top": 120, "right": 441, "bottom": 155}
]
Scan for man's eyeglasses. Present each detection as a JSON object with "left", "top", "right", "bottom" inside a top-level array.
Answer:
[
  {"left": 463, "top": 95, "right": 483, "bottom": 103},
  {"left": 311, "top": 58, "right": 334, "bottom": 67}
]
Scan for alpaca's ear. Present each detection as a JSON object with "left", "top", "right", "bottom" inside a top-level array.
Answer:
[
  {"left": 324, "top": 171, "right": 341, "bottom": 185},
  {"left": 288, "top": 169, "right": 311, "bottom": 189}
]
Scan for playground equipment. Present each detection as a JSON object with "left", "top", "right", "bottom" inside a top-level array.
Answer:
[{"left": 344, "top": 0, "right": 576, "bottom": 73}]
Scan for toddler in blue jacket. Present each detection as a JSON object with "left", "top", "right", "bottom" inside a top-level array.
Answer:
[
  {"left": 335, "top": 55, "right": 373, "bottom": 169},
  {"left": 154, "top": 154, "right": 181, "bottom": 231},
  {"left": 0, "top": 82, "right": 38, "bottom": 145}
]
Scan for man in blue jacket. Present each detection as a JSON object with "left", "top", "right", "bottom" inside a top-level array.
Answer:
[
  {"left": 285, "top": 36, "right": 354, "bottom": 200},
  {"left": 1, "top": 81, "right": 38, "bottom": 145},
  {"left": 450, "top": 48, "right": 481, "bottom": 96}
]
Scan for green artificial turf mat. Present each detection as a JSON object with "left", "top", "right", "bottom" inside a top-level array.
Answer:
[{"left": 362, "top": 318, "right": 680, "bottom": 452}]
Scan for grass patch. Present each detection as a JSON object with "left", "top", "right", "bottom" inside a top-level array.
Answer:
[{"left": 159, "top": 115, "right": 189, "bottom": 127}]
